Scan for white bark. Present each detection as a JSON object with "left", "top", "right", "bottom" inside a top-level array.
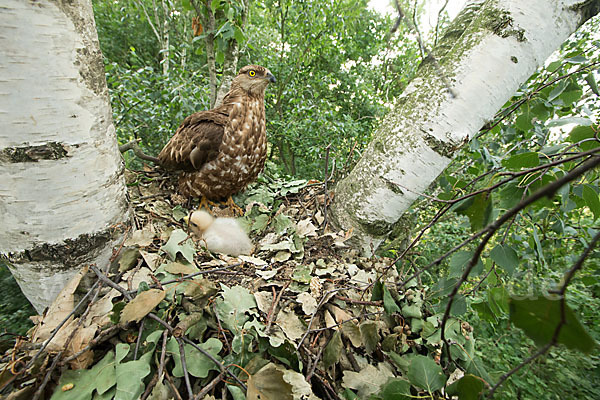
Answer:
[
  {"left": 0, "top": 0, "right": 129, "bottom": 312},
  {"left": 330, "top": 0, "right": 599, "bottom": 254}
]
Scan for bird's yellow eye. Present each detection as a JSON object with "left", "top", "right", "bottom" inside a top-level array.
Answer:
[{"left": 248, "top": 70, "right": 256, "bottom": 77}]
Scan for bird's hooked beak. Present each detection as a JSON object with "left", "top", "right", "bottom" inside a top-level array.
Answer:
[{"left": 266, "top": 72, "right": 276, "bottom": 83}]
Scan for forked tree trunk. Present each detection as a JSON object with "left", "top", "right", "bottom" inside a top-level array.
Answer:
[
  {"left": 0, "top": 0, "right": 129, "bottom": 312},
  {"left": 330, "top": 0, "right": 600, "bottom": 254}
]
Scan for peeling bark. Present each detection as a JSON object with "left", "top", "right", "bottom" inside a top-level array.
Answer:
[
  {"left": 0, "top": 0, "right": 130, "bottom": 312},
  {"left": 330, "top": 0, "right": 600, "bottom": 255}
]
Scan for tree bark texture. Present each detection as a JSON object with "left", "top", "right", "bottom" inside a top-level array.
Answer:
[
  {"left": 330, "top": 0, "right": 600, "bottom": 255},
  {"left": 0, "top": 0, "right": 130, "bottom": 312}
]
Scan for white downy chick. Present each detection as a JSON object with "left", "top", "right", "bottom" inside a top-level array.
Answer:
[{"left": 185, "top": 210, "right": 253, "bottom": 256}]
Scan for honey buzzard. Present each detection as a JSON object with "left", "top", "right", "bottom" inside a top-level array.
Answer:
[{"left": 158, "top": 65, "right": 276, "bottom": 200}]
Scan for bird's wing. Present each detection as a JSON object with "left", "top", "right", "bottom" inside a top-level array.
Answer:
[{"left": 158, "top": 108, "right": 229, "bottom": 171}]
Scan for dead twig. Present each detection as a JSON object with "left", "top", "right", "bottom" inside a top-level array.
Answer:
[
  {"left": 265, "top": 281, "right": 291, "bottom": 333},
  {"left": 119, "top": 139, "right": 161, "bottom": 164}
]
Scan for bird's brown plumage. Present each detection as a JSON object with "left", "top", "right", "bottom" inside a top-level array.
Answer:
[{"left": 158, "top": 65, "right": 275, "bottom": 199}]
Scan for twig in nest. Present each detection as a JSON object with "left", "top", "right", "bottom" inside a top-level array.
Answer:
[
  {"left": 194, "top": 372, "right": 224, "bottom": 400},
  {"left": 133, "top": 319, "right": 145, "bottom": 360},
  {"left": 265, "top": 281, "right": 291, "bottom": 333},
  {"left": 213, "top": 302, "right": 231, "bottom": 353},
  {"left": 119, "top": 139, "right": 161, "bottom": 164},
  {"left": 177, "top": 337, "right": 194, "bottom": 399},
  {"left": 322, "top": 144, "right": 332, "bottom": 232}
]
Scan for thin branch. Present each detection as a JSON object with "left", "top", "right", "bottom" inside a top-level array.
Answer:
[
  {"left": 119, "top": 139, "right": 161, "bottom": 164},
  {"left": 177, "top": 338, "right": 194, "bottom": 399},
  {"left": 487, "top": 230, "right": 600, "bottom": 397},
  {"left": 440, "top": 155, "right": 600, "bottom": 363}
]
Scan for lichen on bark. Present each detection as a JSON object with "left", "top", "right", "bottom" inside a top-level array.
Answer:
[{"left": 0, "top": 142, "right": 71, "bottom": 163}]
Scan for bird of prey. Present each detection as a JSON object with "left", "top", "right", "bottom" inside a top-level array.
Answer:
[
  {"left": 184, "top": 210, "right": 253, "bottom": 256},
  {"left": 158, "top": 65, "right": 275, "bottom": 204}
]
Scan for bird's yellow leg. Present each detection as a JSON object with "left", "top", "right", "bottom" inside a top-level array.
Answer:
[
  {"left": 197, "top": 196, "right": 219, "bottom": 213},
  {"left": 226, "top": 196, "right": 245, "bottom": 216}
]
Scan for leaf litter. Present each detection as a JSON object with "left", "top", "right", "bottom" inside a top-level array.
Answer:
[{"left": 0, "top": 169, "right": 478, "bottom": 400}]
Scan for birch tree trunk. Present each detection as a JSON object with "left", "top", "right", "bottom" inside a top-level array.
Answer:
[
  {"left": 0, "top": 0, "right": 130, "bottom": 312},
  {"left": 330, "top": 0, "right": 600, "bottom": 255}
]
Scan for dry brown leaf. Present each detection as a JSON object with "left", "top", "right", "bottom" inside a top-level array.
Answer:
[
  {"left": 66, "top": 324, "right": 97, "bottom": 369},
  {"left": 124, "top": 226, "right": 155, "bottom": 247},
  {"left": 140, "top": 250, "right": 161, "bottom": 270},
  {"left": 120, "top": 289, "right": 166, "bottom": 324},
  {"left": 275, "top": 308, "right": 306, "bottom": 341},
  {"left": 296, "top": 218, "right": 318, "bottom": 238},
  {"left": 33, "top": 266, "right": 88, "bottom": 344},
  {"left": 85, "top": 288, "right": 120, "bottom": 329},
  {"left": 164, "top": 261, "right": 197, "bottom": 275}
]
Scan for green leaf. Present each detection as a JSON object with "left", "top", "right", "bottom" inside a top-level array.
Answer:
[
  {"left": 488, "top": 287, "right": 509, "bottom": 315},
  {"left": 560, "top": 90, "right": 583, "bottom": 106},
  {"left": 371, "top": 280, "right": 384, "bottom": 301},
  {"left": 515, "top": 112, "right": 533, "bottom": 132},
  {"left": 449, "top": 251, "right": 483, "bottom": 278},
  {"left": 161, "top": 229, "right": 195, "bottom": 263},
  {"left": 501, "top": 152, "right": 540, "bottom": 170},
  {"left": 382, "top": 285, "right": 400, "bottom": 314},
  {"left": 568, "top": 125, "right": 600, "bottom": 151},
  {"left": 323, "top": 330, "right": 342, "bottom": 369},
  {"left": 115, "top": 344, "right": 152, "bottom": 400},
  {"left": 234, "top": 26, "right": 245, "bottom": 44},
  {"left": 446, "top": 374, "right": 485, "bottom": 400},
  {"left": 359, "top": 321, "right": 379, "bottom": 354},
  {"left": 582, "top": 185, "right": 600, "bottom": 221},
  {"left": 489, "top": 244, "right": 518, "bottom": 275},
  {"left": 585, "top": 73, "right": 600, "bottom": 96},
  {"left": 167, "top": 337, "right": 223, "bottom": 378},
  {"left": 499, "top": 183, "right": 525, "bottom": 210},
  {"left": 379, "top": 378, "right": 411, "bottom": 399},
  {"left": 407, "top": 355, "right": 446, "bottom": 393},
  {"left": 472, "top": 301, "right": 497, "bottom": 323},
  {"left": 452, "top": 193, "right": 493, "bottom": 232},
  {"left": 210, "top": 0, "right": 220, "bottom": 13},
  {"left": 51, "top": 351, "right": 116, "bottom": 400},
  {"left": 509, "top": 297, "right": 597, "bottom": 353}
]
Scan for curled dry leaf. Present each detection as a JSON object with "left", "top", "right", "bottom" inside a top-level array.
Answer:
[
  {"left": 33, "top": 266, "right": 88, "bottom": 346},
  {"left": 297, "top": 292, "right": 318, "bottom": 316},
  {"left": 120, "top": 289, "right": 166, "bottom": 324},
  {"left": 124, "top": 226, "right": 155, "bottom": 247}
]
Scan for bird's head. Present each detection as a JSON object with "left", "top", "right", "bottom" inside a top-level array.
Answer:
[
  {"left": 233, "top": 65, "right": 276, "bottom": 95},
  {"left": 184, "top": 210, "right": 214, "bottom": 233}
]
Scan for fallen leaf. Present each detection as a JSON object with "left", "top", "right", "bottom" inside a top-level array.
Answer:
[
  {"left": 120, "top": 289, "right": 166, "bottom": 324},
  {"left": 272, "top": 251, "right": 291, "bottom": 263},
  {"left": 239, "top": 255, "right": 268, "bottom": 266},
  {"left": 276, "top": 308, "right": 306, "bottom": 341},
  {"left": 342, "top": 364, "right": 394, "bottom": 398},
  {"left": 33, "top": 266, "right": 88, "bottom": 345},
  {"left": 164, "top": 261, "right": 198, "bottom": 275},
  {"left": 297, "top": 292, "right": 318, "bottom": 315},
  {"left": 254, "top": 291, "right": 273, "bottom": 314},
  {"left": 256, "top": 269, "right": 278, "bottom": 280},
  {"left": 162, "top": 229, "right": 195, "bottom": 264},
  {"left": 124, "top": 227, "right": 155, "bottom": 247},
  {"left": 296, "top": 218, "right": 318, "bottom": 237},
  {"left": 140, "top": 250, "right": 161, "bottom": 270}
]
